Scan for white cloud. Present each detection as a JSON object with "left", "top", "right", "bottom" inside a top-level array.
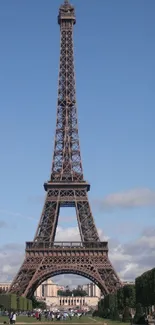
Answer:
[
  {"left": 96, "top": 188, "right": 155, "bottom": 210},
  {"left": 53, "top": 274, "right": 87, "bottom": 288},
  {"left": 110, "top": 227, "right": 155, "bottom": 281},
  {"left": 119, "top": 263, "right": 139, "bottom": 279},
  {"left": 55, "top": 226, "right": 108, "bottom": 242},
  {"left": 0, "top": 243, "right": 24, "bottom": 282},
  {"left": 55, "top": 226, "right": 81, "bottom": 241}
]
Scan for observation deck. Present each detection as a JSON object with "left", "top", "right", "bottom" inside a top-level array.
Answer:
[{"left": 26, "top": 241, "right": 108, "bottom": 252}]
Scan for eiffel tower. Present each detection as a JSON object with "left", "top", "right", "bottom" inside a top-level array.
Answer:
[{"left": 9, "top": 0, "right": 122, "bottom": 298}]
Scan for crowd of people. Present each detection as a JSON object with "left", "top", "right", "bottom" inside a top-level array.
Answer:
[
  {"left": 5, "top": 309, "right": 84, "bottom": 324},
  {"left": 34, "top": 310, "right": 83, "bottom": 321}
]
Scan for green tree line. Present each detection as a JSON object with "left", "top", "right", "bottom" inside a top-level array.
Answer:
[
  {"left": 0, "top": 294, "right": 32, "bottom": 311},
  {"left": 136, "top": 267, "right": 155, "bottom": 312},
  {"left": 95, "top": 284, "right": 135, "bottom": 322},
  {"left": 95, "top": 268, "right": 155, "bottom": 323}
]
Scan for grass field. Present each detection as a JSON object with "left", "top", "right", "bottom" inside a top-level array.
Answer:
[
  {"left": 0, "top": 316, "right": 102, "bottom": 324},
  {"left": 0, "top": 316, "right": 129, "bottom": 325}
]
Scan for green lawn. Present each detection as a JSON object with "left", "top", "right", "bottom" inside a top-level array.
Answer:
[
  {"left": 0, "top": 315, "right": 129, "bottom": 325},
  {"left": 95, "top": 319, "right": 129, "bottom": 325},
  {"left": 0, "top": 315, "right": 101, "bottom": 324}
]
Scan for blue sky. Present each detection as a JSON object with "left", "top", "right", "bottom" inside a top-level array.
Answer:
[{"left": 0, "top": 0, "right": 155, "bottom": 283}]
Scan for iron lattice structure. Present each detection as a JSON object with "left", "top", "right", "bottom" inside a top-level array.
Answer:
[{"left": 9, "top": 0, "right": 122, "bottom": 298}]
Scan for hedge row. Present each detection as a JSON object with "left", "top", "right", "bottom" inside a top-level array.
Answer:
[
  {"left": 98, "top": 284, "right": 135, "bottom": 313},
  {"left": 95, "top": 285, "right": 136, "bottom": 322},
  {"left": 0, "top": 294, "right": 32, "bottom": 311},
  {"left": 136, "top": 267, "right": 155, "bottom": 307}
]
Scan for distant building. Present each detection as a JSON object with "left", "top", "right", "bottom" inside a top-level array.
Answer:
[
  {"left": 122, "top": 281, "right": 135, "bottom": 286},
  {"left": 0, "top": 282, "right": 11, "bottom": 292},
  {"left": 34, "top": 280, "right": 99, "bottom": 309},
  {"left": 82, "top": 283, "right": 101, "bottom": 298},
  {"left": 45, "top": 296, "right": 99, "bottom": 309},
  {"left": 35, "top": 279, "right": 58, "bottom": 298}
]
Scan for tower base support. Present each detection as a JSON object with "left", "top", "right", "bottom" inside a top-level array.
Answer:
[{"left": 9, "top": 242, "right": 121, "bottom": 298}]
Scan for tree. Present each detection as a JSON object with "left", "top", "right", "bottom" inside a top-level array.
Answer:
[
  {"left": 27, "top": 299, "right": 32, "bottom": 311},
  {"left": 123, "top": 285, "right": 136, "bottom": 308},
  {"left": 72, "top": 289, "right": 87, "bottom": 297},
  {"left": 38, "top": 301, "right": 46, "bottom": 310},
  {"left": 57, "top": 289, "right": 87, "bottom": 297},
  {"left": 0, "top": 289, "right": 6, "bottom": 294},
  {"left": 97, "top": 299, "right": 106, "bottom": 318},
  {"left": 0, "top": 304, "right": 4, "bottom": 311},
  {"left": 122, "top": 306, "right": 131, "bottom": 322},
  {"left": 97, "top": 293, "right": 117, "bottom": 319},
  {"left": 117, "top": 287, "right": 124, "bottom": 312},
  {"left": 136, "top": 268, "right": 155, "bottom": 308},
  {"left": 134, "top": 303, "right": 144, "bottom": 324},
  {"left": 31, "top": 296, "right": 46, "bottom": 310},
  {"left": 17, "top": 297, "right": 23, "bottom": 311},
  {"left": 111, "top": 307, "right": 120, "bottom": 321},
  {"left": 96, "top": 285, "right": 136, "bottom": 320},
  {"left": 108, "top": 293, "right": 117, "bottom": 312},
  {"left": 0, "top": 294, "right": 17, "bottom": 310},
  {"left": 116, "top": 285, "right": 136, "bottom": 312}
]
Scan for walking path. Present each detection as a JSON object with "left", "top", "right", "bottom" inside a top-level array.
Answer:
[
  {"left": 0, "top": 321, "right": 106, "bottom": 325},
  {"left": 88, "top": 317, "right": 107, "bottom": 324}
]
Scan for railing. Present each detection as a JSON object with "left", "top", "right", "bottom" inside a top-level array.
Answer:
[{"left": 26, "top": 241, "right": 108, "bottom": 250}]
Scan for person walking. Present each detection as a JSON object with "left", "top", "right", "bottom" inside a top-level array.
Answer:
[
  {"left": 12, "top": 312, "right": 16, "bottom": 324},
  {"left": 9, "top": 311, "right": 13, "bottom": 324}
]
